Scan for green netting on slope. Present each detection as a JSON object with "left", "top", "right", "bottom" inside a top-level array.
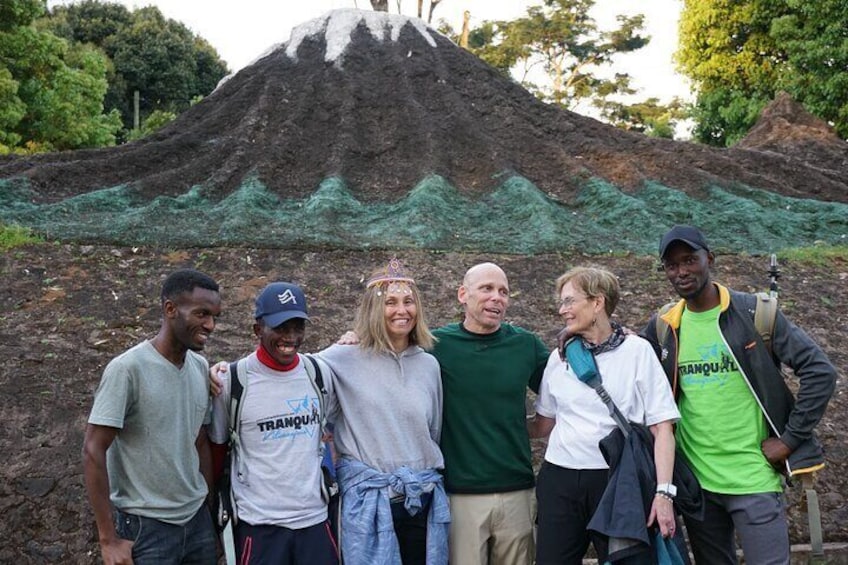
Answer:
[{"left": 1, "top": 175, "right": 846, "bottom": 254}]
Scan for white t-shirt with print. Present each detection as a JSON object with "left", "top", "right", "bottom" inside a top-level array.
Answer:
[{"left": 209, "top": 353, "right": 329, "bottom": 529}]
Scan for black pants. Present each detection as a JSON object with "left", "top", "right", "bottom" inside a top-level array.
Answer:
[
  {"left": 535, "top": 462, "right": 609, "bottom": 565},
  {"left": 391, "top": 494, "right": 431, "bottom": 565}
]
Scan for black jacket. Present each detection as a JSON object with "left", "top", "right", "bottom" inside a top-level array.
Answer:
[
  {"left": 641, "top": 283, "right": 837, "bottom": 475},
  {"left": 588, "top": 424, "right": 696, "bottom": 563}
]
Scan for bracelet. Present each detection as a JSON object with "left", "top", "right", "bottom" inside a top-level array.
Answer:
[{"left": 655, "top": 492, "right": 674, "bottom": 503}]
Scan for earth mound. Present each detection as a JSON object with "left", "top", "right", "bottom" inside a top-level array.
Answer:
[
  {"left": 737, "top": 92, "right": 848, "bottom": 174},
  {"left": 1, "top": 9, "right": 847, "bottom": 205}
]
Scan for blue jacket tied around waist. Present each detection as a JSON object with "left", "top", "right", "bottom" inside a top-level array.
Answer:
[{"left": 336, "top": 458, "right": 450, "bottom": 565}]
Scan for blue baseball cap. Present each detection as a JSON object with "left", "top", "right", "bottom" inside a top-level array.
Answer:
[{"left": 254, "top": 282, "right": 309, "bottom": 328}]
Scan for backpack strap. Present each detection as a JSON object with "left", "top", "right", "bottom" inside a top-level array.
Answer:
[
  {"left": 754, "top": 292, "right": 778, "bottom": 357},
  {"left": 655, "top": 302, "right": 676, "bottom": 346},
  {"left": 221, "top": 360, "right": 248, "bottom": 529},
  {"left": 301, "top": 354, "right": 339, "bottom": 504},
  {"left": 564, "top": 337, "right": 632, "bottom": 436},
  {"left": 227, "top": 361, "right": 244, "bottom": 437},
  {"left": 301, "top": 353, "right": 327, "bottom": 438}
]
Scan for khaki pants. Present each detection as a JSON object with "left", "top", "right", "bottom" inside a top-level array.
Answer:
[{"left": 448, "top": 488, "right": 535, "bottom": 565}]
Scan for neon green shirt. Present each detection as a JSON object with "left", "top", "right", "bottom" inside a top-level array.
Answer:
[{"left": 675, "top": 306, "right": 781, "bottom": 494}]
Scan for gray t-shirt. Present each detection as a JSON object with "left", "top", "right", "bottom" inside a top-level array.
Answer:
[
  {"left": 318, "top": 344, "right": 444, "bottom": 473},
  {"left": 209, "top": 353, "right": 328, "bottom": 529},
  {"left": 88, "top": 340, "right": 211, "bottom": 525}
]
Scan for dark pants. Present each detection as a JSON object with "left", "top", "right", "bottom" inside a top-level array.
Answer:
[
  {"left": 391, "top": 493, "right": 431, "bottom": 565},
  {"left": 535, "top": 462, "right": 609, "bottom": 565},
  {"left": 234, "top": 520, "right": 339, "bottom": 565},
  {"left": 114, "top": 506, "right": 217, "bottom": 565},
  {"left": 683, "top": 490, "right": 789, "bottom": 565}
]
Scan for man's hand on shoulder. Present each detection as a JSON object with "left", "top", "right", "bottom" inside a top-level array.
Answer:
[
  {"left": 100, "top": 536, "right": 133, "bottom": 565},
  {"left": 337, "top": 331, "right": 360, "bottom": 345},
  {"left": 209, "top": 362, "right": 227, "bottom": 396},
  {"left": 761, "top": 437, "right": 792, "bottom": 469}
]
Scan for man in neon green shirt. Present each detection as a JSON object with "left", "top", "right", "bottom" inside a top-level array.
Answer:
[{"left": 642, "top": 225, "right": 836, "bottom": 565}]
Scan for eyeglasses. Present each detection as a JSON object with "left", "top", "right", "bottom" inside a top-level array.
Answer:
[
  {"left": 557, "top": 295, "right": 589, "bottom": 310},
  {"left": 659, "top": 254, "right": 701, "bottom": 274}
]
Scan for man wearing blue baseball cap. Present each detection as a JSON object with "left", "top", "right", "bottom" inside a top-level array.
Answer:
[
  {"left": 642, "top": 225, "right": 836, "bottom": 565},
  {"left": 209, "top": 282, "right": 339, "bottom": 565}
]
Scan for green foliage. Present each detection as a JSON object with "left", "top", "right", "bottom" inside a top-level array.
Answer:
[
  {"left": 0, "top": 67, "right": 25, "bottom": 147},
  {"left": 0, "top": 1, "right": 121, "bottom": 151},
  {"left": 0, "top": 0, "right": 45, "bottom": 31},
  {"left": 457, "top": 0, "right": 649, "bottom": 111},
  {"left": 769, "top": 1, "right": 848, "bottom": 138},
  {"left": 778, "top": 244, "right": 848, "bottom": 267},
  {"left": 600, "top": 97, "right": 686, "bottom": 138},
  {"left": 688, "top": 88, "right": 771, "bottom": 146},
  {"left": 125, "top": 108, "right": 176, "bottom": 141},
  {"left": 677, "top": 0, "right": 848, "bottom": 145},
  {"left": 39, "top": 1, "right": 229, "bottom": 134},
  {"left": 0, "top": 223, "right": 43, "bottom": 250}
]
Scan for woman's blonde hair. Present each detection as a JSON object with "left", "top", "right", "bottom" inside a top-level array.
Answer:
[
  {"left": 353, "top": 267, "right": 434, "bottom": 353},
  {"left": 555, "top": 266, "right": 620, "bottom": 317}
]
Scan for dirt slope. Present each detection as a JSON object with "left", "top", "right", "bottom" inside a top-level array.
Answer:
[{"left": 1, "top": 244, "right": 845, "bottom": 563}]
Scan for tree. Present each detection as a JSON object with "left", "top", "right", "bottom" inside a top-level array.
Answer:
[
  {"left": 39, "top": 1, "right": 229, "bottom": 134},
  {"left": 459, "top": 0, "right": 649, "bottom": 113},
  {"left": 0, "top": 0, "right": 121, "bottom": 152},
  {"left": 770, "top": 0, "right": 848, "bottom": 137},
  {"left": 600, "top": 97, "right": 687, "bottom": 139},
  {"left": 677, "top": 0, "right": 848, "bottom": 145}
]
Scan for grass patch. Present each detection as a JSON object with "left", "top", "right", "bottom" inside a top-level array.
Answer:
[
  {"left": 778, "top": 244, "right": 848, "bottom": 266},
  {"left": 0, "top": 223, "right": 43, "bottom": 250}
]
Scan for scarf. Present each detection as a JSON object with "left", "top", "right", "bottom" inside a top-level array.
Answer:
[{"left": 582, "top": 321, "right": 626, "bottom": 355}]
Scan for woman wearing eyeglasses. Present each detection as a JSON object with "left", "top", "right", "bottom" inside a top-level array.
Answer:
[{"left": 527, "top": 267, "right": 681, "bottom": 565}]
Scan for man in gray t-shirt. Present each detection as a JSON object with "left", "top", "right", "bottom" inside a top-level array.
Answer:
[{"left": 83, "top": 269, "right": 222, "bottom": 565}]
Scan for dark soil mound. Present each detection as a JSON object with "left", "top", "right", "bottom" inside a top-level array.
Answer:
[
  {"left": 1, "top": 10, "right": 847, "bottom": 204},
  {"left": 737, "top": 92, "right": 848, "bottom": 174}
]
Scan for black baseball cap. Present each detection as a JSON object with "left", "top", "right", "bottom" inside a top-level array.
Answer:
[
  {"left": 254, "top": 282, "right": 309, "bottom": 328},
  {"left": 659, "top": 225, "right": 709, "bottom": 259}
]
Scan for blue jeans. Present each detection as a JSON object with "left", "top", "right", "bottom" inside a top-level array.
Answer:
[
  {"left": 114, "top": 506, "right": 217, "bottom": 565},
  {"left": 682, "top": 490, "right": 789, "bottom": 565}
]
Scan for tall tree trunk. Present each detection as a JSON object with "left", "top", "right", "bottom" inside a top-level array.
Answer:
[
  {"left": 460, "top": 10, "right": 470, "bottom": 48},
  {"left": 427, "top": 0, "right": 443, "bottom": 23},
  {"left": 370, "top": 0, "right": 388, "bottom": 12},
  {"left": 417, "top": 0, "right": 424, "bottom": 18}
]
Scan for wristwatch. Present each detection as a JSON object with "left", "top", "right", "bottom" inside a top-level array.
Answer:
[{"left": 656, "top": 483, "right": 677, "bottom": 498}]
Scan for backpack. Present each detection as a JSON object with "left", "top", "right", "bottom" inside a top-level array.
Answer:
[
  {"left": 214, "top": 353, "right": 337, "bottom": 531},
  {"left": 655, "top": 292, "right": 777, "bottom": 356}
]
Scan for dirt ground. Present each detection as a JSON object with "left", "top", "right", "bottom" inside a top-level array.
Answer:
[{"left": 1, "top": 243, "right": 845, "bottom": 563}]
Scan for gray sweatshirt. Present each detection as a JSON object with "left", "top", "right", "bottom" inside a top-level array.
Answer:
[{"left": 317, "top": 344, "right": 444, "bottom": 473}]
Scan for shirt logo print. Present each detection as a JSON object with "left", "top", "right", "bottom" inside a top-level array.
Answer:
[{"left": 256, "top": 396, "right": 320, "bottom": 441}]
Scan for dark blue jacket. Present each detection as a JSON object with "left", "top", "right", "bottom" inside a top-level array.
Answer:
[{"left": 588, "top": 424, "right": 696, "bottom": 563}]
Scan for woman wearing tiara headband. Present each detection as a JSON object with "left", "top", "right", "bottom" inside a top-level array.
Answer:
[{"left": 316, "top": 258, "right": 449, "bottom": 565}]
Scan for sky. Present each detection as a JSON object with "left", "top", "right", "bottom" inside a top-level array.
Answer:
[{"left": 46, "top": 0, "right": 692, "bottom": 105}]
